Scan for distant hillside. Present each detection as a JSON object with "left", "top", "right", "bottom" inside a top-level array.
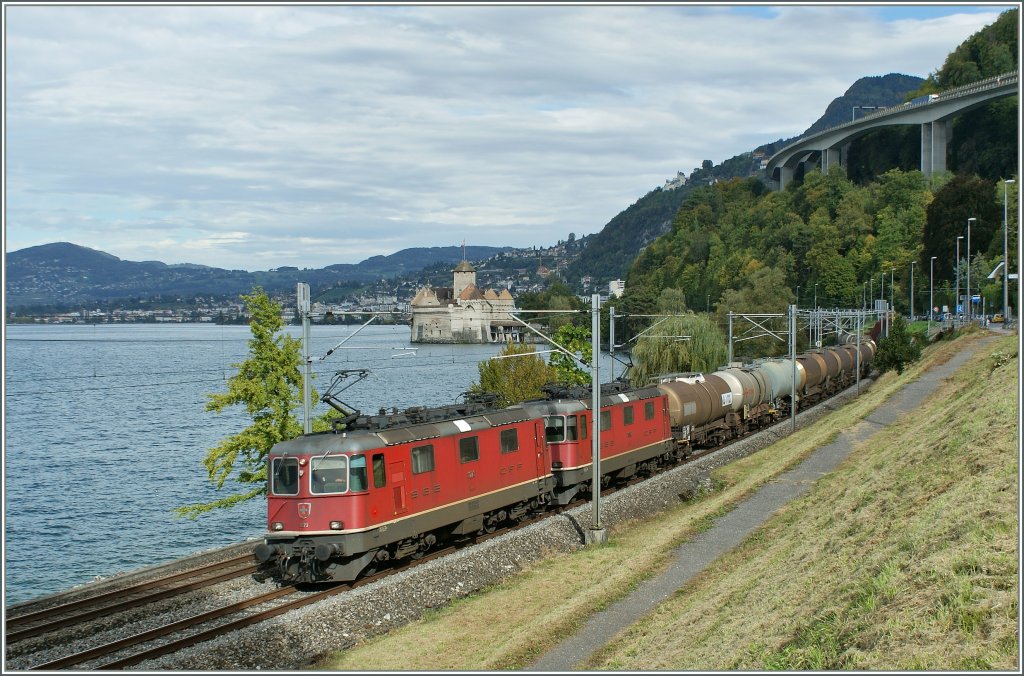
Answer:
[
  {"left": 562, "top": 187, "right": 690, "bottom": 285},
  {"left": 802, "top": 73, "right": 925, "bottom": 134},
  {"left": 4, "top": 242, "right": 510, "bottom": 308}
]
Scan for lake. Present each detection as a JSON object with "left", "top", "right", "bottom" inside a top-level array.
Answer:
[{"left": 3, "top": 322, "right": 624, "bottom": 605}]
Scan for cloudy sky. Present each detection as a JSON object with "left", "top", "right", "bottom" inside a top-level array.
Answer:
[{"left": 3, "top": 2, "right": 1012, "bottom": 271}]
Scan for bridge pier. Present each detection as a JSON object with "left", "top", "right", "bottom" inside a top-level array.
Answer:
[
  {"left": 779, "top": 165, "right": 794, "bottom": 190},
  {"left": 822, "top": 147, "right": 840, "bottom": 173},
  {"left": 921, "top": 120, "right": 950, "bottom": 177}
]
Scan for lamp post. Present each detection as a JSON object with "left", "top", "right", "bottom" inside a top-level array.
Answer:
[
  {"left": 890, "top": 267, "right": 895, "bottom": 336},
  {"left": 851, "top": 105, "right": 883, "bottom": 121},
  {"left": 909, "top": 261, "right": 915, "bottom": 320},
  {"left": 929, "top": 256, "right": 936, "bottom": 328},
  {"left": 956, "top": 235, "right": 963, "bottom": 324},
  {"left": 880, "top": 273, "right": 885, "bottom": 336},
  {"left": 966, "top": 217, "right": 976, "bottom": 322},
  {"left": 1004, "top": 180, "right": 1015, "bottom": 323}
]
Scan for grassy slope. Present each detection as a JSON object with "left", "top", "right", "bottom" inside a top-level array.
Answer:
[{"left": 317, "top": 331, "right": 1019, "bottom": 671}]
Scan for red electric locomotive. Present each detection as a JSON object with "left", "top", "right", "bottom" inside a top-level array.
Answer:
[{"left": 253, "top": 402, "right": 555, "bottom": 583}]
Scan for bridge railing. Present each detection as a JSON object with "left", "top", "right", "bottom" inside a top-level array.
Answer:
[{"left": 770, "top": 70, "right": 1018, "bottom": 157}]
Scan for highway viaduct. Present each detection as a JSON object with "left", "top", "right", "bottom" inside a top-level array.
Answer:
[{"left": 765, "top": 70, "right": 1018, "bottom": 190}]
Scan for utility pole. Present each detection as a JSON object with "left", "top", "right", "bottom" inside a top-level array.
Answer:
[
  {"left": 587, "top": 294, "right": 607, "bottom": 545},
  {"left": 967, "top": 217, "right": 976, "bottom": 322},
  {"left": 790, "top": 303, "right": 797, "bottom": 433},
  {"left": 298, "top": 283, "right": 313, "bottom": 434},
  {"left": 1005, "top": 179, "right": 1015, "bottom": 323},
  {"left": 608, "top": 305, "right": 616, "bottom": 356}
]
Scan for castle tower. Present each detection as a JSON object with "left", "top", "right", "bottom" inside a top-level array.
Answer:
[{"left": 453, "top": 260, "right": 476, "bottom": 299}]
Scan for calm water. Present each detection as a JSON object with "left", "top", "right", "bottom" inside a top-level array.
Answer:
[{"left": 4, "top": 323, "right": 625, "bottom": 605}]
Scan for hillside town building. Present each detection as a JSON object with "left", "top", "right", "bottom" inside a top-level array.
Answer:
[{"left": 409, "top": 260, "right": 523, "bottom": 343}]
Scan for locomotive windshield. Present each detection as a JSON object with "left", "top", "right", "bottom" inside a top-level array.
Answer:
[
  {"left": 311, "top": 454, "right": 348, "bottom": 494},
  {"left": 271, "top": 457, "right": 299, "bottom": 495}
]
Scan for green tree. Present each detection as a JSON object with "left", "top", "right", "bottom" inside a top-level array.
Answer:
[
  {"left": 469, "top": 342, "right": 554, "bottom": 407},
  {"left": 873, "top": 314, "right": 922, "bottom": 375},
  {"left": 549, "top": 323, "right": 592, "bottom": 386},
  {"left": 176, "top": 287, "right": 304, "bottom": 518},
  {"left": 628, "top": 313, "right": 728, "bottom": 386}
]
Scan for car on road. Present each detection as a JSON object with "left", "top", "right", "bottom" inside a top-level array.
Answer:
[{"left": 992, "top": 313, "right": 1004, "bottom": 323}]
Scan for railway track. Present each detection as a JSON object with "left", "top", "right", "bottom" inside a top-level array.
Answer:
[{"left": 6, "top": 554, "right": 256, "bottom": 644}]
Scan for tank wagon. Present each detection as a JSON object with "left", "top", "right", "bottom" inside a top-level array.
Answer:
[{"left": 253, "top": 339, "right": 875, "bottom": 584}]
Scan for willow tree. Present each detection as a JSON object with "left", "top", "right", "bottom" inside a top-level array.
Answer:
[
  {"left": 628, "top": 313, "right": 728, "bottom": 386},
  {"left": 469, "top": 341, "right": 554, "bottom": 407},
  {"left": 176, "top": 287, "right": 304, "bottom": 518}
]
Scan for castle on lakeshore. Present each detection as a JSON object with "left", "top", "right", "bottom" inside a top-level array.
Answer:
[{"left": 409, "top": 259, "right": 524, "bottom": 344}]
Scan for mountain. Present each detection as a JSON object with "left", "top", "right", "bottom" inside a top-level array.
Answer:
[
  {"left": 4, "top": 242, "right": 510, "bottom": 308},
  {"left": 802, "top": 73, "right": 926, "bottom": 135}
]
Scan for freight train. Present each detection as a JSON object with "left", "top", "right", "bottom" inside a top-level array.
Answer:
[{"left": 252, "top": 337, "right": 876, "bottom": 585}]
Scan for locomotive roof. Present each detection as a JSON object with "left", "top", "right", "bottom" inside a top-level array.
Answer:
[{"left": 271, "top": 400, "right": 536, "bottom": 455}]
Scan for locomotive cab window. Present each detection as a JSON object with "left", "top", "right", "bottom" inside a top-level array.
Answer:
[
  {"left": 500, "top": 428, "right": 519, "bottom": 454},
  {"left": 311, "top": 454, "right": 348, "bottom": 494},
  {"left": 372, "top": 453, "right": 386, "bottom": 488},
  {"left": 600, "top": 410, "right": 611, "bottom": 431},
  {"left": 271, "top": 457, "right": 299, "bottom": 495},
  {"left": 349, "top": 454, "right": 368, "bottom": 492},
  {"left": 412, "top": 444, "right": 435, "bottom": 474},
  {"left": 545, "top": 416, "right": 566, "bottom": 442},
  {"left": 623, "top": 405, "right": 635, "bottom": 425},
  {"left": 459, "top": 436, "right": 479, "bottom": 463},
  {"left": 645, "top": 401, "right": 656, "bottom": 420},
  {"left": 565, "top": 415, "right": 579, "bottom": 441}
]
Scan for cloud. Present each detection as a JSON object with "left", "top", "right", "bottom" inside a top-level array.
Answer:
[{"left": 3, "top": 3, "right": 1007, "bottom": 270}]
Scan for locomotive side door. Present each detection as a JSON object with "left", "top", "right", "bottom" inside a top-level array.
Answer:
[
  {"left": 388, "top": 460, "right": 408, "bottom": 515},
  {"left": 534, "top": 421, "right": 548, "bottom": 476}
]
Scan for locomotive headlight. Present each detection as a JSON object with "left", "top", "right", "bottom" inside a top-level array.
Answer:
[
  {"left": 298, "top": 458, "right": 307, "bottom": 466},
  {"left": 330, "top": 521, "right": 344, "bottom": 530},
  {"left": 272, "top": 521, "right": 285, "bottom": 531}
]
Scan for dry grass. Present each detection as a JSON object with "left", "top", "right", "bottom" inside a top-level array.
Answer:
[
  {"left": 590, "top": 332, "right": 1018, "bottom": 671},
  {"left": 314, "top": 331, "right": 1018, "bottom": 671}
]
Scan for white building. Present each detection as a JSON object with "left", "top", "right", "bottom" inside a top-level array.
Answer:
[
  {"left": 609, "top": 279, "right": 626, "bottom": 298},
  {"left": 409, "top": 260, "right": 523, "bottom": 343}
]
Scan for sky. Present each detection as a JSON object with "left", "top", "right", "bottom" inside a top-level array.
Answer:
[{"left": 3, "top": 2, "right": 1015, "bottom": 271}]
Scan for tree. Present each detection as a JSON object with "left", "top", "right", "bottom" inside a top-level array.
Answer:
[
  {"left": 873, "top": 314, "right": 922, "bottom": 375},
  {"left": 549, "top": 323, "right": 591, "bottom": 386},
  {"left": 176, "top": 287, "right": 304, "bottom": 518},
  {"left": 628, "top": 313, "right": 728, "bottom": 386},
  {"left": 469, "top": 342, "right": 554, "bottom": 407}
]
